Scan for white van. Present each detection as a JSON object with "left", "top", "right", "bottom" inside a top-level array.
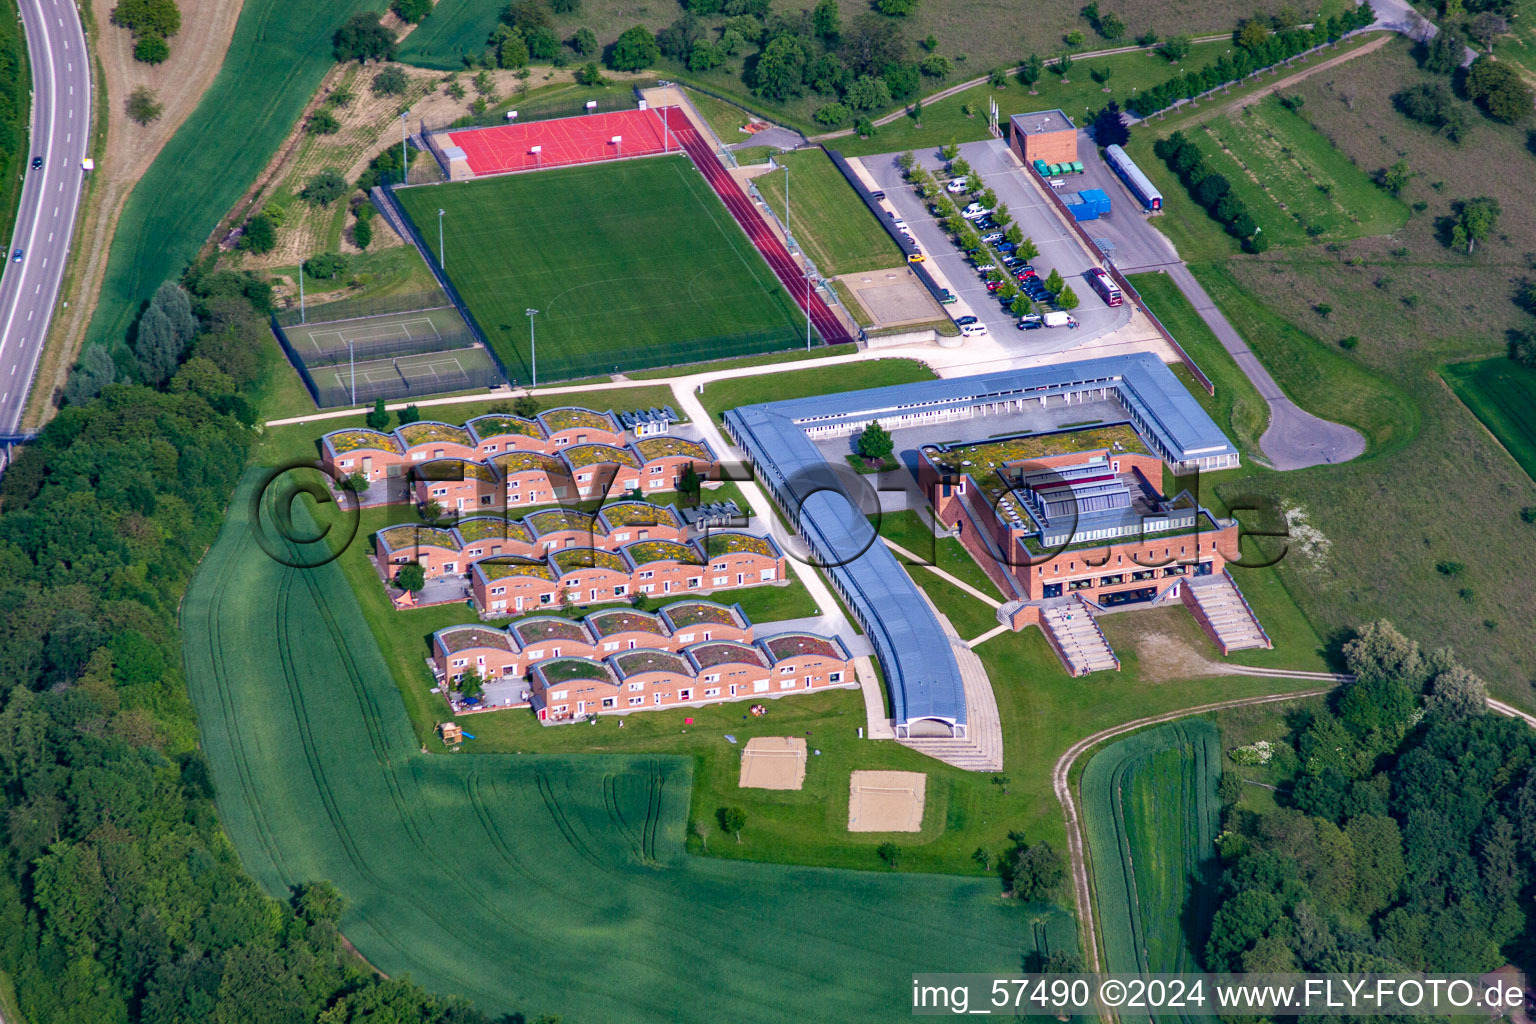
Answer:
[{"left": 960, "top": 322, "right": 989, "bottom": 338}]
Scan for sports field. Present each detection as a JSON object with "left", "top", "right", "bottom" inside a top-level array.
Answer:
[
  {"left": 1443, "top": 357, "right": 1536, "bottom": 484},
  {"left": 394, "top": 155, "right": 803, "bottom": 382},
  {"left": 182, "top": 472, "right": 1073, "bottom": 1023},
  {"left": 312, "top": 347, "right": 498, "bottom": 402},
  {"left": 283, "top": 306, "right": 472, "bottom": 364},
  {"left": 755, "top": 148, "right": 904, "bottom": 276},
  {"left": 1081, "top": 720, "right": 1220, "bottom": 1010}
]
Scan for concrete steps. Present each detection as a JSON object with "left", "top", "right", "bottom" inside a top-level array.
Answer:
[
  {"left": 1183, "top": 572, "right": 1271, "bottom": 653},
  {"left": 897, "top": 602, "right": 1004, "bottom": 772},
  {"left": 1040, "top": 600, "right": 1120, "bottom": 676}
]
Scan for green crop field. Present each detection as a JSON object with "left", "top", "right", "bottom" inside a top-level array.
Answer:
[
  {"left": 1082, "top": 720, "right": 1221, "bottom": 999},
  {"left": 395, "top": 156, "right": 803, "bottom": 382},
  {"left": 755, "top": 148, "right": 904, "bottom": 275},
  {"left": 85, "top": 0, "right": 387, "bottom": 353},
  {"left": 1183, "top": 96, "right": 1408, "bottom": 249},
  {"left": 1443, "top": 358, "right": 1536, "bottom": 484},
  {"left": 183, "top": 472, "right": 1074, "bottom": 1022}
]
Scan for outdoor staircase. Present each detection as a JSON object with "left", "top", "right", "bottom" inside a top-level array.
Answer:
[
  {"left": 1182, "top": 571, "right": 1272, "bottom": 654},
  {"left": 1039, "top": 599, "right": 1120, "bottom": 676},
  {"left": 897, "top": 596, "right": 1004, "bottom": 772}
]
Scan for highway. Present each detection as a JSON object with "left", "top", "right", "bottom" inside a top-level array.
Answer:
[{"left": 0, "top": 0, "right": 90, "bottom": 438}]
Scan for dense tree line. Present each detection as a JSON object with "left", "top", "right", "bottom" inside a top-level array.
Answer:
[
  {"left": 1203, "top": 622, "right": 1536, "bottom": 976},
  {"left": 1153, "top": 131, "right": 1263, "bottom": 249},
  {"left": 0, "top": 267, "right": 536, "bottom": 1023},
  {"left": 1126, "top": 5, "right": 1375, "bottom": 118},
  {"left": 111, "top": 0, "right": 181, "bottom": 65},
  {"left": 0, "top": 0, "right": 27, "bottom": 245}
]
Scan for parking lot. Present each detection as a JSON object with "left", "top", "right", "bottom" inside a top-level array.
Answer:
[{"left": 860, "top": 138, "right": 1134, "bottom": 345}]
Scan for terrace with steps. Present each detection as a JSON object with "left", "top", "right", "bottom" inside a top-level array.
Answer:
[
  {"left": 1039, "top": 600, "right": 1121, "bottom": 676},
  {"left": 1182, "top": 572, "right": 1272, "bottom": 654}
]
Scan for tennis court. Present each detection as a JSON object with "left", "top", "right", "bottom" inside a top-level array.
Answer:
[
  {"left": 444, "top": 107, "right": 681, "bottom": 177},
  {"left": 285, "top": 307, "right": 470, "bottom": 364},
  {"left": 315, "top": 347, "right": 500, "bottom": 404}
]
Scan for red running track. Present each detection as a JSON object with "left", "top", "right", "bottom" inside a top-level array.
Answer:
[
  {"left": 672, "top": 125, "right": 852, "bottom": 346},
  {"left": 446, "top": 108, "right": 678, "bottom": 176}
]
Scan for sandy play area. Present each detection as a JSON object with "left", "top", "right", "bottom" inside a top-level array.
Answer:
[
  {"left": 847, "top": 770, "right": 927, "bottom": 832},
  {"left": 738, "top": 737, "right": 808, "bottom": 790}
]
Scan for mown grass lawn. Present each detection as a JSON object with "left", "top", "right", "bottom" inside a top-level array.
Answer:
[
  {"left": 1442, "top": 357, "right": 1536, "bottom": 485},
  {"left": 754, "top": 148, "right": 905, "bottom": 275},
  {"left": 699, "top": 357, "right": 937, "bottom": 422}
]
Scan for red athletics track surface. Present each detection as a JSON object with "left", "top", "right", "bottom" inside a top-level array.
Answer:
[
  {"left": 445, "top": 108, "right": 680, "bottom": 175},
  {"left": 671, "top": 124, "right": 852, "bottom": 345}
]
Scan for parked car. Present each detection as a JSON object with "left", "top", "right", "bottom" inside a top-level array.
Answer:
[
  {"left": 973, "top": 261, "right": 996, "bottom": 273},
  {"left": 946, "top": 177, "right": 969, "bottom": 193},
  {"left": 996, "top": 242, "right": 1018, "bottom": 254},
  {"left": 955, "top": 315, "right": 979, "bottom": 327},
  {"left": 1014, "top": 264, "right": 1035, "bottom": 276},
  {"left": 1002, "top": 257, "right": 1024, "bottom": 270},
  {"left": 1018, "top": 319, "right": 1045, "bottom": 330},
  {"left": 986, "top": 280, "right": 1004, "bottom": 292},
  {"left": 870, "top": 190, "right": 886, "bottom": 200},
  {"left": 960, "top": 322, "right": 989, "bottom": 337},
  {"left": 938, "top": 289, "right": 957, "bottom": 305},
  {"left": 974, "top": 218, "right": 998, "bottom": 231},
  {"left": 962, "top": 203, "right": 991, "bottom": 220},
  {"left": 11, "top": 249, "right": 21, "bottom": 263},
  {"left": 890, "top": 219, "right": 908, "bottom": 231},
  {"left": 31, "top": 156, "right": 42, "bottom": 170},
  {"left": 908, "top": 251, "right": 926, "bottom": 263},
  {"left": 981, "top": 232, "right": 1004, "bottom": 244},
  {"left": 1019, "top": 313, "right": 1043, "bottom": 323}
]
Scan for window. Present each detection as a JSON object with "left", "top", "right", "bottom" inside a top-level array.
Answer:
[
  {"left": 550, "top": 690, "right": 567, "bottom": 701},
  {"left": 678, "top": 632, "right": 694, "bottom": 643},
  {"left": 780, "top": 679, "right": 796, "bottom": 689},
  {"left": 678, "top": 688, "right": 692, "bottom": 701},
  {"left": 451, "top": 658, "right": 467, "bottom": 668},
  {"left": 614, "top": 585, "right": 627, "bottom": 597},
  {"left": 628, "top": 696, "right": 644, "bottom": 706},
  {"left": 539, "top": 593, "right": 553, "bottom": 604},
  {"left": 627, "top": 682, "right": 644, "bottom": 692},
  {"left": 491, "top": 586, "right": 506, "bottom": 596},
  {"left": 704, "top": 687, "right": 720, "bottom": 698},
  {"left": 759, "top": 569, "right": 775, "bottom": 581},
  {"left": 828, "top": 672, "right": 842, "bottom": 683},
  {"left": 615, "top": 532, "right": 630, "bottom": 541},
  {"left": 653, "top": 693, "right": 663, "bottom": 705},
  {"left": 712, "top": 576, "right": 728, "bottom": 586},
  {"left": 639, "top": 570, "right": 654, "bottom": 580},
  {"left": 704, "top": 673, "right": 719, "bottom": 683},
  {"left": 603, "top": 642, "right": 619, "bottom": 651},
  {"left": 687, "top": 578, "right": 701, "bottom": 589},
  {"left": 602, "top": 697, "right": 616, "bottom": 709},
  {"left": 528, "top": 649, "right": 543, "bottom": 660},
  {"left": 779, "top": 666, "right": 793, "bottom": 674}
]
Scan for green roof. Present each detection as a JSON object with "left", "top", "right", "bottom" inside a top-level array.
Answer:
[
  {"left": 492, "top": 451, "right": 564, "bottom": 475},
  {"left": 477, "top": 559, "right": 556, "bottom": 582},
  {"left": 536, "top": 658, "right": 612, "bottom": 685},
  {"left": 456, "top": 516, "right": 533, "bottom": 544},
  {"left": 511, "top": 617, "right": 590, "bottom": 645},
  {"left": 687, "top": 641, "right": 767, "bottom": 669},
  {"left": 634, "top": 437, "right": 710, "bottom": 462},
  {"left": 599, "top": 502, "right": 679, "bottom": 528},
  {"left": 611, "top": 649, "right": 689, "bottom": 677},
  {"left": 927, "top": 425, "right": 1150, "bottom": 498},
  {"left": 587, "top": 610, "right": 665, "bottom": 637},
  {"left": 662, "top": 601, "right": 742, "bottom": 628},
  {"left": 378, "top": 525, "right": 458, "bottom": 551},
  {"left": 762, "top": 634, "right": 842, "bottom": 661},
  {"left": 703, "top": 533, "right": 775, "bottom": 559},
  {"left": 527, "top": 509, "right": 602, "bottom": 536},
  {"left": 419, "top": 458, "right": 496, "bottom": 482},
  {"left": 326, "top": 429, "right": 400, "bottom": 455},
  {"left": 540, "top": 408, "right": 614, "bottom": 432},
  {"left": 468, "top": 414, "right": 544, "bottom": 440},
  {"left": 550, "top": 548, "right": 626, "bottom": 575},
  {"left": 397, "top": 422, "right": 473, "bottom": 448},
  {"left": 437, "top": 626, "right": 514, "bottom": 655},
  {"left": 563, "top": 444, "right": 640, "bottom": 469},
  {"left": 624, "top": 540, "right": 701, "bottom": 566}
]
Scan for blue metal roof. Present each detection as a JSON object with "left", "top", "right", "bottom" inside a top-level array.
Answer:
[{"left": 723, "top": 355, "right": 1236, "bottom": 729}]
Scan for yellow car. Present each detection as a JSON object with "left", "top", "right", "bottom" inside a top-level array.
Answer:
[{"left": 907, "top": 251, "right": 926, "bottom": 264}]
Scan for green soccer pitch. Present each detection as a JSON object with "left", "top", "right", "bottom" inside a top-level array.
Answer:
[{"left": 395, "top": 155, "right": 805, "bottom": 382}]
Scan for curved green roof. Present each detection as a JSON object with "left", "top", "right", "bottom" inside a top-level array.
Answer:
[
  {"left": 467, "top": 414, "right": 544, "bottom": 440},
  {"left": 378, "top": 525, "right": 457, "bottom": 551},
  {"left": 456, "top": 516, "right": 533, "bottom": 544},
  {"left": 325, "top": 429, "right": 401, "bottom": 455},
  {"left": 563, "top": 443, "right": 640, "bottom": 469},
  {"left": 397, "top": 421, "right": 473, "bottom": 448},
  {"left": 623, "top": 540, "right": 701, "bottom": 566},
  {"left": 634, "top": 437, "right": 711, "bottom": 462},
  {"left": 550, "top": 548, "right": 626, "bottom": 575},
  {"left": 703, "top": 532, "right": 776, "bottom": 559}
]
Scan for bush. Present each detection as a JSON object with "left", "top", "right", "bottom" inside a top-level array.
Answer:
[
  {"left": 569, "top": 26, "right": 597, "bottom": 56},
  {"left": 238, "top": 213, "right": 276, "bottom": 254},
  {"left": 133, "top": 31, "right": 170, "bottom": 64},
  {"left": 813, "top": 102, "right": 850, "bottom": 127},
  {"left": 352, "top": 215, "right": 373, "bottom": 250},
  {"left": 303, "top": 253, "right": 349, "bottom": 280},
  {"left": 112, "top": 0, "right": 180, "bottom": 37},
  {"left": 125, "top": 86, "right": 163, "bottom": 125},
  {"left": 300, "top": 169, "right": 349, "bottom": 207},
  {"left": 1465, "top": 56, "right": 1533, "bottom": 123},
  {"left": 874, "top": 0, "right": 916, "bottom": 14},
  {"left": 308, "top": 109, "right": 341, "bottom": 135},
  {"left": 574, "top": 60, "right": 605, "bottom": 86},
  {"left": 608, "top": 25, "right": 659, "bottom": 70},
  {"left": 391, "top": 0, "right": 433, "bottom": 22},
  {"left": 1394, "top": 82, "right": 1470, "bottom": 141},
  {"left": 1509, "top": 332, "right": 1536, "bottom": 367},
  {"left": 333, "top": 12, "right": 397, "bottom": 63},
  {"left": 854, "top": 116, "right": 876, "bottom": 137},
  {"left": 372, "top": 65, "right": 409, "bottom": 96}
]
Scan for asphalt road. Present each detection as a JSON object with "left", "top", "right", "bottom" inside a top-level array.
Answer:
[{"left": 0, "top": 0, "right": 90, "bottom": 438}]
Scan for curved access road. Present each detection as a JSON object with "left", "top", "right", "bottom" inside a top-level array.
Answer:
[{"left": 0, "top": 0, "right": 91, "bottom": 438}]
